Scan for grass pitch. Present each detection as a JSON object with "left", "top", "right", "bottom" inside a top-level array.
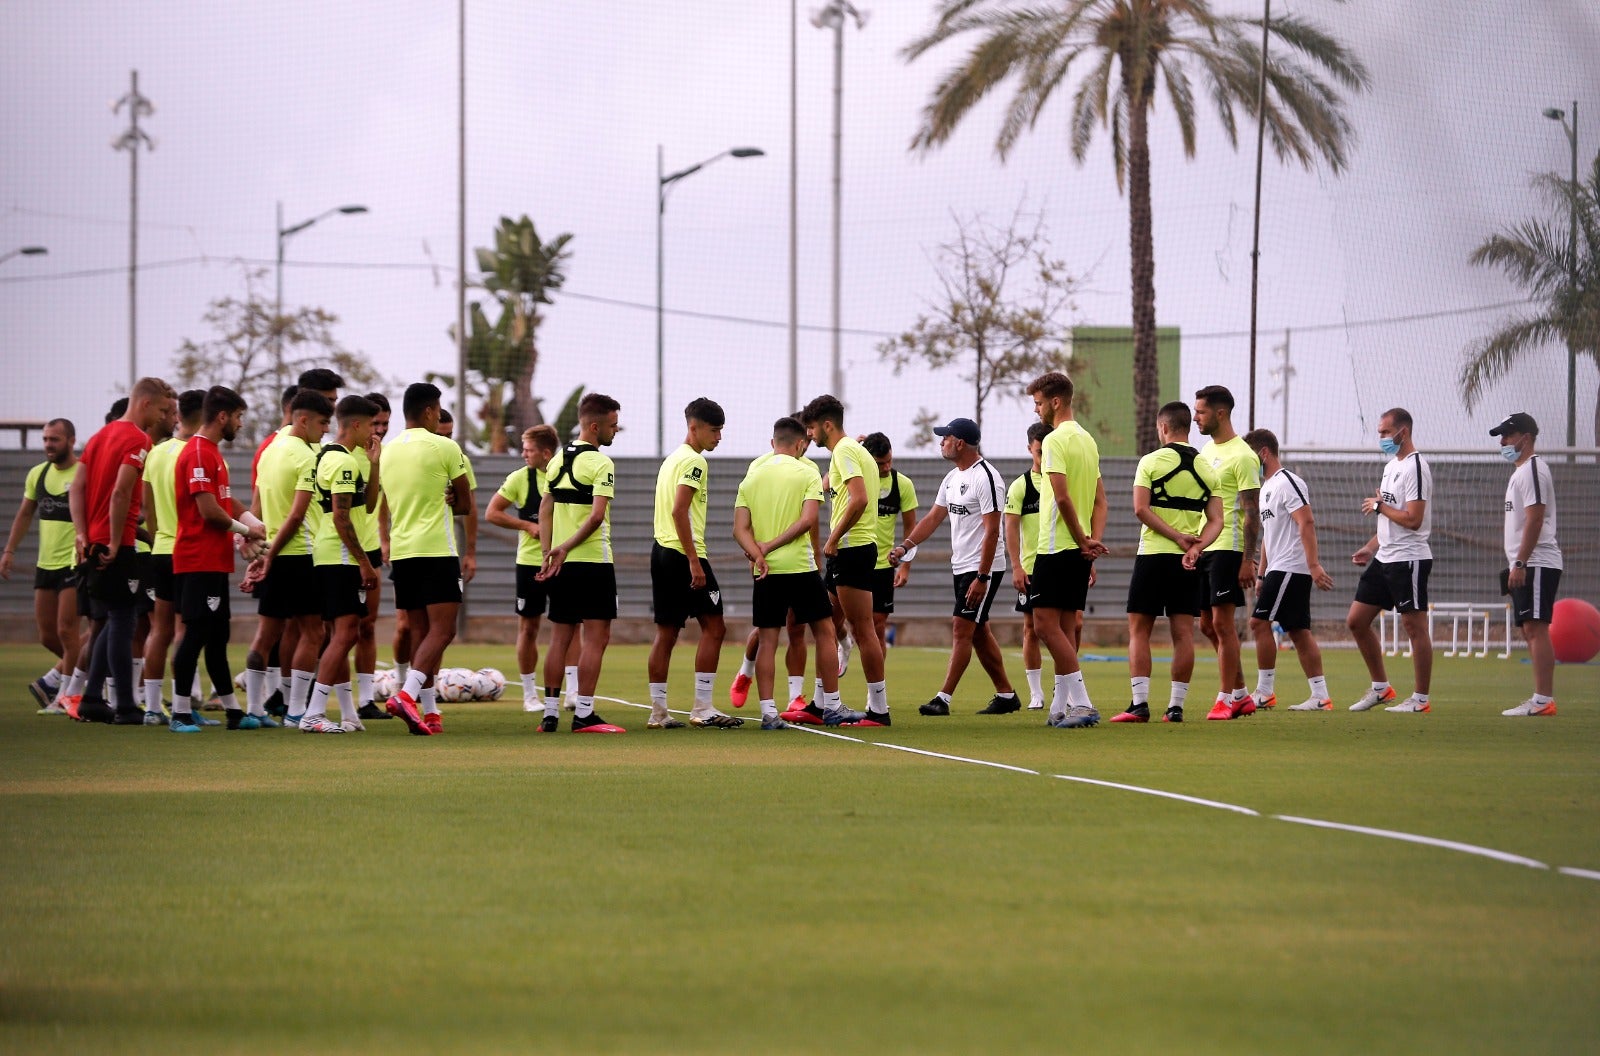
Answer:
[{"left": 1, "top": 640, "right": 1596, "bottom": 1054}]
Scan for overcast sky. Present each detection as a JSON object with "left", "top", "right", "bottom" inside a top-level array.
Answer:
[{"left": 3, "top": 0, "right": 1596, "bottom": 457}]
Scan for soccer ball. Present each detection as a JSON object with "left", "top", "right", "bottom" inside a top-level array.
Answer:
[
  {"left": 473, "top": 668, "right": 507, "bottom": 701},
  {"left": 436, "top": 668, "right": 475, "bottom": 703},
  {"left": 372, "top": 669, "right": 399, "bottom": 700}
]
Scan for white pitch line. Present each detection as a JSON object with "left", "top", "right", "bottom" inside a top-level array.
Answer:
[
  {"left": 1052, "top": 774, "right": 1259, "bottom": 815},
  {"left": 872, "top": 742, "right": 1039, "bottom": 774},
  {"left": 1273, "top": 815, "right": 1549, "bottom": 870},
  {"left": 1557, "top": 867, "right": 1600, "bottom": 882}
]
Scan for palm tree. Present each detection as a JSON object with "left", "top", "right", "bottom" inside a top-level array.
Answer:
[
  {"left": 903, "top": 0, "right": 1368, "bottom": 451},
  {"left": 474, "top": 216, "right": 573, "bottom": 449},
  {"left": 1462, "top": 153, "right": 1600, "bottom": 445}
]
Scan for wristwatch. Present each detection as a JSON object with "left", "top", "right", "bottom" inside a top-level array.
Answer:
[
  {"left": 1512, "top": 560, "right": 1526, "bottom": 569},
  {"left": 974, "top": 572, "right": 991, "bottom": 582}
]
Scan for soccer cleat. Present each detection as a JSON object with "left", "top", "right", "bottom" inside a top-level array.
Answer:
[
  {"left": 1045, "top": 711, "right": 1066, "bottom": 727},
  {"left": 572, "top": 711, "right": 626, "bottom": 733},
  {"left": 729, "top": 672, "right": 753, "bottom": 708},
  {"left": 1288, "top": 697, "right": 1334, "bottom": 712},
  {"left": 1502, "top": 698, "right": 1557, "bottom": 717},
  {"left": 976, "top": 695, "right": 1021, "bottom": 715},
  {"left": 1205, "top": 699, "right": 1236, "bottom": 721},
  {"left": 919, "top": 697, "right": 951, "bottom": 717},
  {"left": 341, "top": 716, "right": 366, "bottom": 732},
  {"left": 422, "top": 713, "right": 443, "bottom": 735},
  {"left": 300, "top": 715, "right": 346, "bottom": 734},
  {"left": 357, "top": 702, "right": 393, "bottom": 721},
  {"left": 1026, "top": 697, "right": 1045, "bottom": 711},
  {"left": 538, "top": 715, "right": 559, "bottom": 733},
  {"left": 1110, "top": 703, "right": 1149, "bottom": 723},
  {"left": 189, "top": 710, "right": 221, "bottom": 726},
  {"left": 386, "top": 691, "right": 432, "bottom": 736},
  {"left": 236, "top": 715, "right": 263, "bottom": 730},
  {"left": 648, "top": 714, "right": 688, "bottom": 729},
  {"left": 1254, "top": 694, "right": 1277, "bottom": 710},
  {"left": 1349, "top": 686, "right": 1397, "bottom": 712},
  {"left": 522, "top": 699, "right": 541, "bottom": 713},
  {"left": 1384, "top": 696, "right": 1431, "bottom": 713},
  {"left": 1162, "top": 706, "right": 1184, "bottom": 723},
  {"left": 37, "top": 700, "right": 70, "bottom": 716},
  {"left": 263, "top": 690, "right": 287, "bottom": 718},
  {"left": 825, "top": 705, "right": 867, "bottom": 727},
  {"left": 1231, "top": 694, "right": 1257, "bottom": 718},
  {"left": 689, "top": 713, "right": 743, "bottom": 728},
  {"left": 782, "top": 703, "right": 827, "bottom": 725},
  {"left": 58, "top": 694, "right": 82, "bottom": 721},
  {"left": 1056, "top": 705, "right": 1099, "bottom": 729},
  {"left": 849, "top": 710, "right": 891, "bottom": 728},
  {"left": 112, "top": 708, "right": 147, "bottom": 726},
  {"left": 28, "top": 677, "right": 56, "bottom": 709},
  {"left": 142, "top": 711, "right": 165, "bottom": 726},
  {"left": 760, "top": 715, "right": 789, "bottom": 730},
  {"left": 169, "top": 713, "right": 202, "bottom": 733},
  {"left": 255, "top": 713, "right": 282, "bottom": 729},
  {"left": 837, "top": 634, "right": 855, "bottom": 679}
]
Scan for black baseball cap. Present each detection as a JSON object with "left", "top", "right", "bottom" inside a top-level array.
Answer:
[
  {"left": 1489, "top": 412, "right": 1538, "bottom": 437},
  {"left": 933, "top": 417, "right": 981, "bottom": 445}
]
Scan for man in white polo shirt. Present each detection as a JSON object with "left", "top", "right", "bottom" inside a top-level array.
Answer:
[{"left": 1491, "top": 412, "right": 1563, "bottom": 716}]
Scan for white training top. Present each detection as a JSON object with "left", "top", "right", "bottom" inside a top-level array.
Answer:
[
  {"left": 1503, "top": 455, "right": 1562, "bottom": 569},
  {"left": 1259, "top": 467, "right": 1312, "bottom": 575},
  {"left": 933, "top": 458, "right": 1008, "bottom": 576},
  {"left": 1375, "top": 452, "right": 1432, "bottom": 563}
]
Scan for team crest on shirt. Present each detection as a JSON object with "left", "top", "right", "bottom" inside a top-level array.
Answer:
[
  {"left": 206, "top": 596, "right": 220, "bottom": 611},
  {"left": 192, "top": 468, "right": 206, "bottom": 480},
  {"left": 959, "top": 483, "right": 968, "bottom": 494},
  {"left": 690, "top": 467, "right": 702, "bottom": 480}
]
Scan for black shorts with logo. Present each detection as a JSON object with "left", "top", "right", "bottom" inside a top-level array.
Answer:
[
  {"left": 952, "top": 572, "right": 1004, "bottom": 625},
  {"left": 84, "top": 545, "right": 142, "bottom": 611},
  {"left": 872, "top": 567, "right": 896, "bottom": 615},
  {"left": 1014, "top": 572, "right": 1034, "bottom": 614},
  {"left": 515, "top": 563, "right": 549, "bottom": 619},
  {"left": 1127, "top": 553, "right": 1203, "bottom": 618},
  {"left": 1354, "top": 557, "right": 1431, "bottom": 615},
  {"left": 256, "top": 553, "right": 320, "bottom": 619},
  {"left": 1506, "top": 565, "right": 1561, "bottom": 626},
  {"left": 752, "top": 570, "right": 833, "bottom": 629},
  {"left": 33, "top": 566, "right": 76, "bottom": 592},
  {"left": 142, "top": 552, "right": 176, "bottom": 604},
  {"left": 319, "top": 564, "right": 369, "bottom": 621},
  {"left": 650, "top": 542, "right": 724, "bottom": 628},
  {"left": 1252, "top": 569, "right": 1312, "bottom": 630},
  {"left": 1198, "top": 549, "right": 1246, "bottom": 609},
  {"left": 176, "top": 571, "right": 233, "bottom": 626},
  {"left": 825, "top": 543, "right": 877, "bottom": 594},
  {"left": 548, "top": 562, "right": 617, "bottom": 625},
  {"left": 390, "top": 555, "right": 464, "bottom": 612},
  {"left": 1030, "top": 549, "right": 1092, "bottom": 612}
]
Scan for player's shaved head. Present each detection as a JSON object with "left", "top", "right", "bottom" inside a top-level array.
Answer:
[
  {"left": 772, "top": 416, "right": 806, "bottom": 444},
  {"left": 1158, "top": 401, "right": 1192, "bottom": 436}
]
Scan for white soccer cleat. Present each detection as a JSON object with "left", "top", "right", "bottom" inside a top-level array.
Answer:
[
  {"left": 1383, "top": 696, "right": 1431, "bottom": 713},
  {"left": 837, "top": 634, "right": 854, "bottom": 678},
  {"left": 1349, "top": 686, "right": 1397, "bottom": 711},
  {"left": 1501, "top": 698, "right": 1557, "bottom": 717},
  {"left": 300, "top": 715, "right": 346, "bottom": 734},
  {"left": 1288, "top": 697, "right": 1334, "bottom": 712},
  {"left": 1026, "top": 697, "right": 1045, "bottom": 711},
  {"left": 522, "top": 700, "right": 540, "bottom": 713},
  {"left": 341, "top": 715, "right": 366, "bottom": 732}
]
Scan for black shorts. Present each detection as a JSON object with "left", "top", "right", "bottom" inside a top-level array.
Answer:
[
  {"left": 33, "top": 566, "right": 76, "bottom": 592},
  {"left": 515, "top": 563, "right": 549, "bottom": 618},
  {"left": 1198, "top": 550, "right": 1246, "bottom": 609},
  {"left": 319, "top": 564, "right": 368, "bottom": 621},
  {"left": 650, "top": 542, "right": 724, "bottom": 627},
  {"left": 133, "top": 552, "right": 155, "bottom": 615},
  {"left": 752, "top": 571, "right": 833, "bottom": 629},
  {"left": 366, "top": 548, "right": 384, "bottom": 570},
  {"left": 176, "top": 571, "right": 232, "bottom": 625},
  {"left": 84, "top": 546, "right": 142, "bottom": 610},
  {"left": 390, "top": 556, "right": 463, "bottom": 612},
  {"left": 1252, "top": 569, "right": 1312, "bottom": 630},
  {"left": 1507, "top": 565, "right": 1562, "bottom": 626},
  {"left": 1030, "top": 549, "right": 1091, "bottom": 612},
  {"left": 548, "top": 562, "right": 617, "bottom": 625},
  {"left": 872, "top": 567, "right": 896, "bottom": 615},
  {"left": 825, "top": 543, "right": 877, "bottom": 593},
  {"left": 256, "top": 553, "right": 320, "bottom": 618},
  {"left": 1127, "top": 553, "right": 1203, "bottom": 618},
  {"left": 142, "top": 552, "right": 176, "bottom": 604},
  {"left": 952, "top": 572, "right": 1004, "bottom": 625},
  {"left": 1014, "top": 572, "right": 1034, "bottom": 614},
  {"left": 1355, "top": 558, "right": 1431, "bottom": 614}
]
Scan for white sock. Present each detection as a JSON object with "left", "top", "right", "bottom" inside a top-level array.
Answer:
[
  {"left": 813, "top": 677, "right": 825, "bottom": 707},
  {"left": 824, "top": 690, "right": 842, "bottom": 712},
  {"left": 64, "top": 668, "right": 88, "bottom": 697},
  {"left": 1256, "top": 669, "right": 1276, "bottom": 697},
  {"left": 575, "top": 694, "right": 594, "bottom": 718},
  {"left": 564, "top": 666, "right": 579, "bottom": 698},
  {"left": 144, "top": 678, "right": 163, "bottom": 713},
  {"left": 267, "top": 668, "right": 282, "bottom": 699},
  {"left": 936, "top": 691, "right": 952, "bottom": 704},
  {"left": 543, "top": 688, "right": 561, "bottom": 718},
  {"left": 217, "top": 692, "right": 239, "bottom": 713},
  {"left": 1371, "top": 680, "right": 1390, "bottom": 692},
  {"left": 739, "top": 655, "right": 757, "bottom": 680},
  {"left": 335, "top": 683, "right": 354, "bottom": 720},
  {"left": 395, "top": 662, "right": 410, "bottom": 686},
  {"left": 1025, "top": 668, "right": 1043, "bottom": 701},
  {"left": 192, "top": 672, "right": 204, "bottom": 699},
  {"left": 106, "top": 679, "right": 118, "bottom": 707},
  {"left": 42, "top": 668, "right": 62, "bottom": 689},
  {"left": 1533, "top": 692, "right": 1553, "bottom": 705},
  {"left": 172, "top": 693, "right": 192, "bottom": 717},
  {"left": 421, "top": 687, "right": 439, "bottom": 716},
  {"left": 760, "top": 697, "right": 778, "bottom": 718},
  {"left": 289, "top": 669, "right": 315, "bottom": 717},
  {"left": 521, "top": 672, "right": 540, "bottom": 709},
  {"left": 1309, "top": 675, "right": 1329, "bottom": 700},
  {"left": 1065, "top": 670, "right": 1091, "bottom": 710},
  {"left": 307, "top": 683, "right": 331, "bottom": 720},
  {"left": 131, "top": 659, "right": 144, "bottom": 697},
  {"left": 1170, "top": 681, "right": 1189, "bottom": 709},
  {"left": 1130, "top": 676, "right": 1150, "bottom": 707},
  {"left": 244, "top": 668, "right": 266, "bottom": 716},
  {"left": 357, "top": 671, "right": 374, "bottom": 705},
  {"left": 1411, "top": 691, "right": 1429, "bottom": 703},
  {"left": 1051, "top": 674, "right": 1070, "bottom": 716},
  {"left": 867, "top": 681, "right": 887, "bottom": 713},
  {"left": 1230, "top": 687, "right": 1249, "bottom": 703},
  {"left": 649, "top": 682, "right": 668, "bottom": 709},
  {"left": 787, "top": 675, "right": 805, "bottom": 701},
  {"left": 694, "top": 672, "right": 715, "bottom": 708},
  {"left": 403, "top": 669, "right": 426, "bottom": 699}
]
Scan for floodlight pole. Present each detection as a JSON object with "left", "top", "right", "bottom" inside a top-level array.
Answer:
[
  {"left": 113, "top": 69, "right": 154, "bottom": 389},
  {"left": 1246, "top": 0, "right": 1271, "bottom": 431},
  {"left": 814, "top": 1, "right": 867, "bottom": 402}
]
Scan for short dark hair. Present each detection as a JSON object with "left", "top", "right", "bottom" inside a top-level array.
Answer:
[
  {"left": 579, "top": 393, "right": 621, "bottom": 418},
  {"left": 106, "top": 397, "right": 129, "bottom": 424},
  {"left": 1158, "top": 401, "right": 1192, "bottom": 435},
  {"left": 1382, "top": 407, "right": 1413, "bottom": 431},
  {"left": 1025, "top": 372, "right": 1074, "bottom": 402},
  {"left": 290, "top": 390, "right": 335, "bottom": 418},
  {"left": 1242, "top": 428, "right": 1279, "bottom": 457},
  {"left": 178, "top": 389, "right": 207, "bottom": 423},
  {"left": 280, "top": 385, "right": 300, "bottom": 412},
  {"left": 861, "top": 432, "right": 892, "bottom": 459},
  {"left": 297, "top": 368, "right": 345, "bottom": 393},
  {"left": 799, "top": 394, "right": 844, "bottom": 428},
  {"left": 438, "top": 408, "right": 454, "bottom": 425},
  {"left": 203, "top": 386, "right": 247, "bottom": 420},
  {"left": 684, "top": 397, "right": 725, "bottom": 428},
  {"left": 336, "top": 394, "right": 380, "bottom": 421},
  {"left": 1025, "top": 421, "right": 1050, "bottom": 446},
  {"left": 46, "top": 417, "right": 75, "bottom": 439},
  {"left": 773, "top": 416, "right": 807, "bottom": 443},
  {"left": 522, "top": 424, "right": 559, "bottom": 450},
  {"left": 364, "top": 391, "right": 391, "bottom": 413},
  {"left": 1194, "top": 385, "right": 1235, "bottom": 412},
  {"left": 403, "top": 382, "right": 442, "bottom": 422}
]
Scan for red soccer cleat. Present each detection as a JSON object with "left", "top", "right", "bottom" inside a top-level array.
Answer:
[
  {"left": 1231, "top": 694, "right": 1257, "bottom": 718},
  {"left": 423, "top": 712, "right": 443, "bottom": 734},
  {"left": 59, "top": 694, "right": 83, "bottom": 722},
  {"left": 386, "top": 691, "right": 432, "bottom": 736},
  {"left": 1205, "top": 699, "right": 1235, "bottom": 721},
  {"left": 729, "top": 672, "right": 752, "bottom": 708},
  {"left": 780, "top": 702, "right": 826, "bottom": 725},
  {"left": 1109, "top": 705, "right": 1149, "bottom": 723}
]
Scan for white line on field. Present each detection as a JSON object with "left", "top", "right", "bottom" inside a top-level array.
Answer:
[
  {"left": 1272, "top": 815, "right": 1548, "bottom": 870},
  {"left": 1052, "top": 774, "right": 1258, "bottom": 815},
  {"left": 1556, "top": 867, "right": 1600, "bottom": 882},
  {"left": 874, "top": 742, "right": 1039, "bottom": 775}
]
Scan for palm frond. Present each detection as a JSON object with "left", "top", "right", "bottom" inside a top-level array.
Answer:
[
  {"left": 1459, "top": 314, "right": 1560, "bottom": 410},
  {"left": 1158, "top": 55, "right": 1198, "bottom": 159},
  {"left": 1068, "top": 49, "right": 1116, "bottom": 162}
]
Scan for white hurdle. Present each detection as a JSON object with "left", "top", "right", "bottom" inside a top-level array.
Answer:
[{"left": 1381, "top": 603, "right": 1513, "bottom": 659}]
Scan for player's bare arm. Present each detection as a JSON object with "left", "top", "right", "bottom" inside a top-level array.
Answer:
[
  {"left": 671, "top": 483, "right": 703, "bottom": 588},
  {"left": 1291, "top": 505, "right": 1334, "bottom": 590},
  {"left": 1239, "top": 486, "right": 1261, "bottom": 589},
  {"left": 0, "top": 496, "right": 38, "bottom": 580}
]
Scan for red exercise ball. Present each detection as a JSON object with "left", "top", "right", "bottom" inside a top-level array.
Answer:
[{"left": 1549, "top": 598, "right": 1600, "bottom": 664}]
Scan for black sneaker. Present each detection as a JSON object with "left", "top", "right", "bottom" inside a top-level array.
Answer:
[
  {"left": 539, "top": 714, "right": 559, "bottom": 733},
  {"left": 976, "top": 694, "right": 1021, "bottom": 715},
  {"left": 112, "top": 708, "right": 147, "bottom": 726},
  {"left": 28, "top": 677, "right": 56, "bottom": 708},
  {"left": 357, "top": 702, "right": 393, "bottom": 720},
  {"left": 225, "top": 708, "right": 247, "bottom": 730},
  {"left": 1162, "top": 706, "right": 1184, "bottom": 724},
  {"left": 919, "top": 696, "right": 951, "bottom": 716},
  {"left": 264, "top": 690, "right": 287, "bottom": 717},
  {"left": 78, "top": 697, "right": 116, "bottom": 724}
]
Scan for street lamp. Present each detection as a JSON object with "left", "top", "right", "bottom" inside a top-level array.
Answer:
[
  {"left": 275, "top": 202, "right": 368, "bottom": 384},
  {"left": 811, "top": 1, "right": 869, "bottom": 402},
  {"left": 1543, "top": 102, "right": 1579, "bottom": 449},
  {"left": 656, "top": 145, "right": 765, "bottom": 457},
  {"left": 0, "top": 246, "right": 48, "bottom": 265}
]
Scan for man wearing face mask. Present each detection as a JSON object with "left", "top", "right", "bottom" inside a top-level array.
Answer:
[
  {"left": 1346, "top": 407, "right": 1433, "bottom": 713},
  {"left": 1491, "top": 413, "right": 1562, "bottom": 716}
]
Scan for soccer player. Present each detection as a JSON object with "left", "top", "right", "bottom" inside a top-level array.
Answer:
[
  {"left": 2, "top": 417, "right": 81, "bottom": 712},
  {"left": 734, "top": 416, "right": 840, "bottom": 730},
  {"left": 536, "top": 393, "right": 623, "bottom": 733},
  {"left": 244, "top": 390, "right": 333, "bottom": 728},
  {"left": 862, "top": 432, "right": 917, "bottom": 652},
  {"left": 354, "top": 391, "right": 393, "bottom": 721},
  {"left": 1112, "top": 402, "right": 1221, "bottom": 724},
  {"left": 486, "top": 424, "right": 559, "bottom": 715},
  {"left": 1242, "top": 428, "right": 1337, "bottom": 712},
  {"left": 1023, "top": 371, "right": 1108, "bottom": 729},
  {"left": 168, "top": 386, "right": 263, "bottom": 732},
  {"left": 1491, "top": 413, "right": 1563, "bottom": 717},
  {"left": 1193, "top": 384, "right": 1263, "bottom": 721},
  {"left": 139, "top": 389, "right": 209, "bottom": 723},
  {"left": 1003, "top": 422, "right": 1048, "bottom": 710},
  {"left": 1346, "top": 407, "right": 1434, "bottom": 713},
  {"left": 301, "top": 395, "right": 384, "bottom": 733},
  {"left": 800, "top": 394, "right": 889, "bottom": 726},
  {"left": 382, "top": 382, "right": 475, "bottom": 735},
  {"left": 248, "top": 383, "right": 300, "bottom": 717},
  {"left": 64, "top": 377, "right": 175, "bottom": 724}
]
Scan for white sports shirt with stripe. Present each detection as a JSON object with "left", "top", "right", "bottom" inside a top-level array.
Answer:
[
  {"left": 1259, "top": 466, "right": 1312, "bottom": 575},
  {"left": 933, "top": 458, "right": 1008, "bottom": 575},
  {"left": 1503, "top": 455, "right": 1562, "bottom": 569},
  {"left": 1375, "top": 451, "right": 1432, "bottom": 562}
]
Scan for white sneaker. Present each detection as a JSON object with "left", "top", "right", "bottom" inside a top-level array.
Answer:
[
  {"left": 1026, "top": 697, "right": 1045, "bottom": 711},
  {"left": 1501, "top": 698, "right": 1557, "bottom": 717},
  {"left": 837, "top": 634, "right": 855, "bottom": 679},
  {"left": 142, "top": 710, "right": 166, "bottom": 726},
  {"left": 37, "top": 700, "right": 70, "bottom": 716},
  {"left": 1383, "top": 695, "right": 1431, "bottom": 713},
  {"left": 1349, "top": 686, "right": 1397, "bottom": 711},
  {"left": 341, "top": 715, "right": 366, "bottom": 732},
  {"left": 300, "top": 715, "right": 346, "bottom": 733},
  {"left": 1288, "top": 697, "right": 1334, "bottom": 712},
  {"left": 522, "top": 699, "right": 540, "bottom": 713}
]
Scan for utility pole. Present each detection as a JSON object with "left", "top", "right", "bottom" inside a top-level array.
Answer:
[
  {"left": 812, "top": 2, "right": 868, "bottom": 401},
  {"left": 1246, "top": 0, "right": 1271, "bottom": 430},
  {"left": 1269, "top": 329, "right": 1293, "bottom": 445},
  {"left": 788, "top": 0, "right": 799, "bottom": 414},
  {"left": 112, "top": 70, "right": 154, "bottom": 389}
]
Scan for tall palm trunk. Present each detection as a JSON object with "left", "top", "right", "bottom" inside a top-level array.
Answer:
[{"left": 1126, "top": 83, "right": 1159, "bottom": 454}]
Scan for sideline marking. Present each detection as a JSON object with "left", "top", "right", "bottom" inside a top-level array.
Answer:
[
  {"left": 1557, "top": 867, "right": 1600, "bottom": 882},
  {"left": 1274, "top": 815, "right": 1548, "bottom": 870},
  {"left": 875, "top": 742, "right": 1039, "bottom": 775},
  {"left": 1052, "top": 774, "right": 1259, "bottom": 815}
]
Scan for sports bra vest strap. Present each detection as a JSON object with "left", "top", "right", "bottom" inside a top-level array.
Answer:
[
  {"left": 313, "top": 444, "right": 366, "bottom": 513},
  {"left": 876, "top": 469, "right": 902, "bottom": 518},
  {"left": 1148, "top": 443, "right": 1212, "bottom": 513},
  {"left": 1019, "top": 471, "right": 1040, "bottom": 516},
  {"left": 547, "top": 443, "right": 599, "bottom": 505},
  {"left": 516, "top": 465, "right": 541, "bottom": 522}
]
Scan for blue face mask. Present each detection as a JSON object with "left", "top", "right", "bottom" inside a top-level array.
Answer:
[
  {"left": 1378, "top": 436, "right": 1401, "bottom": 457},
  {"left": 1500, "top": 445, "right": 1520, "bottom": 462}
]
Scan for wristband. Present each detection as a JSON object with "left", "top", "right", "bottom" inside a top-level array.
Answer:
[
  {"left": 229, "top": 519, "right": 250, "bottom": 536},
  {"left": 240, "top": 511, "right": 265, "bottom": 531},
  {"left": 900, "top": 543, "right": 918, "bottom": 562}
]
